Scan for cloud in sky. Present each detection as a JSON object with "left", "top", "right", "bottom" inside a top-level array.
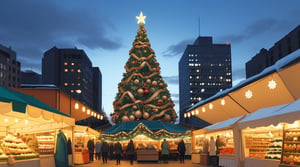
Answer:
[
  {"left": 0, "top": 1, "right": 121, "bottom": 72},
  {"left": 217, "top": 18, "right": 288, "bottom": 44},
  {"left": 162, "top": 75, "right": 178, "bottom": 85},
  {"left": 162, "top": 39, "right": 194, "bottom": 57}
]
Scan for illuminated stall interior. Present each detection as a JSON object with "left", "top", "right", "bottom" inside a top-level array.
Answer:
[{"left": 101, "top": 121, "right": 190, "bottom": 152}]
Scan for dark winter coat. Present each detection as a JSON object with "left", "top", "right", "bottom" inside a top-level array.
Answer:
[
  {"left": 101, "top": 141, "right": 109, "bottom": 153},
  {"left": 126, "top": 140, "right": 135, "bottom": 155},
  {"left": 87, "top": 139, "right": 95, "bottom": 152},
  {"left": 177, "top": 140, "right": 186, "bottom": 154},
  {"left": 114, "top": 142, "right": 123, "bottom": 155}
]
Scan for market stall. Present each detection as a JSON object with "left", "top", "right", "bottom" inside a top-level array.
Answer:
[
  {"left": 73, "top": 125, "right": 99, "bottom": 165},
  {"left": 238, "top": 99, "right": 300, "bottom": 167},
  {"left": 0, "top": 86, "right": 75, "bottom": 167},
  {"left": 101, "top": 121, "right": 190, "bottom": 162},
  {"left": 192, "top": 116, "right": 244, "bottom": 166}
]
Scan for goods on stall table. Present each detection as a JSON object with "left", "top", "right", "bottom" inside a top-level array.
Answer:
[
  {"left": 281, "top": 129, "right": 300, "bottom": 165},
  {"left": 245, "top": 136, "right": 270, "bottom": 159},
  {"left": 0, "top": 134, "right": 39, "bottom": 161},
  {"left": 36, "top": 135, "right": 54, "bottom": 154},
  {"left": 265, "top": 138, "right": 282, "bottom": 160}
]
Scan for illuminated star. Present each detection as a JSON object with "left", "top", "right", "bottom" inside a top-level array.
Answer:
[{"left": 136, "top": 11, "right": 146, "bottom": 25}]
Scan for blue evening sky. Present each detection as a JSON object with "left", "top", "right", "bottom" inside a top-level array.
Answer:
[{"left": 0, "top": 0, "right": 299, "bottom": 120}]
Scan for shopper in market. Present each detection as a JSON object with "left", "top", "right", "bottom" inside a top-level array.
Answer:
[
  {"left": 209, "top": 136, "right": 218, "bottom": 166},
  {"left": 109, "top": 143, "right": 114, "bottom": 160},
  {"left": 126, "top": 139, "right": 135, "bottom": 165},
  {"left": 87, "top": 138, "right": 95, "bottom": 162},
  {"left": 161, "top": 138, "right": 169, "bottom": 163},
  {"left": 101, "top": 140, "right": 109, "bottom": 164},
  {"left": 114, "top": 141, "right": 123, "bottom": 165},
  {"left": 95, "top": 140, "right": 101, "bottom": 161},
  {"left": 177, "top": 139, "right": 186, "bottom": 163}
]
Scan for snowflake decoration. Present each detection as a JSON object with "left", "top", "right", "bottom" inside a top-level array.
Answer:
[
  {"left": 245, "top": 90, "right": 253, "bottom": 99},
  {"left": 268, "top": 79, "right": 277, "bottom": 90}
]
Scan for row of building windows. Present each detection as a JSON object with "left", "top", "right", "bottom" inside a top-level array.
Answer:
[
  {"left": 189, "top": 75, "right": 232, "bottom": 80},
  {"left": 190, "top": 82, "right": 226, "bottom": 86},
  {"left": 64, "top": 68, "right": 81, "bottom": 73},
  {"left": 64, "top": 83, "right": 81, "bottom": 86}
]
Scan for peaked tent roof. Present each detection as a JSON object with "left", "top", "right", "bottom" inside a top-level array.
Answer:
[
  {"left": 101, "top": 121, "right": 190, "bottom": 141},
  {"left": 0, "top": 86, "right": 74, "bottom": 133}
]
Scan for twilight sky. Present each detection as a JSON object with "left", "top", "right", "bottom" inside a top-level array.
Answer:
[{"left": 1, "top": 0, "right": 300, "bottom": 120}]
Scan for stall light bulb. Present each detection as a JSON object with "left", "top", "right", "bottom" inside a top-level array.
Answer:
[
  {"left": 4, "top": 118, "right": 8, "bottom": 123},
  {"left": 74, "top": 103, "right": 79, "bottom": 109},
  {"left": 221, "top": 99, "right": 225, "bottom": 105}
]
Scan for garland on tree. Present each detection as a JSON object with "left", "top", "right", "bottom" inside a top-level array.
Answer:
[{"left": 112, "top": 12, "right": 177, "bottom": 124}]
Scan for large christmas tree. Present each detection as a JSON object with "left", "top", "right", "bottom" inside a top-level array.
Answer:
[{"left": 112, "top": 12, "right": 177, "bottom": 124}]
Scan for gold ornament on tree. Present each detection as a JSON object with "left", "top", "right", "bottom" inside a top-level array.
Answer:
[
  {"left": 122, "top": 116, "right": 129, "bottom": 122},
  {"left": 137, "top": 88, "right": 144, "bottom": 95},
  {"left": 129, "top": 115, "right": 135, "bottom": 121},
  {"left": 164, "top": 114, "right": 171, "bottom": 122},
  {"left": 152, "top": 81, "right": 157, "bottom": 86},
  {"left": 134, "top": 79, "right": 140, "bottom": 85},
  {"left": 135, "top": 110, "right": 142, "bottom": 119},
  {"left": 143, "top": 112, "right": 149, "bottom": 119}
]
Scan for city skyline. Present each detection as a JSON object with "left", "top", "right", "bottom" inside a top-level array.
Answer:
[{"left": 1, "top": 0, "right": 300, "bottom": 121}]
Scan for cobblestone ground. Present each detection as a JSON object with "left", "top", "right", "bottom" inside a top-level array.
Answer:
[{"left": 73, "top": 159, "right": 217, "bottom": 167}]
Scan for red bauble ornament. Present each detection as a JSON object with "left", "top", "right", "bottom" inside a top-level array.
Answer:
[
  {"left": 144, "top": 89, "right": 149, "bottom": 95},
  {"left": 157, "top": 100, "right": 163, "bottom": 105},
  {"left": 146, "top": 79, "right": 151, "bottom": 84},
  {"left": 135, "top": 110, "right": 142, "bottom": 119},
  {"left": 159, "top": 83, "right": 164, "bottom": 86},
  {"left": 133, "top": 105, "right": 137, "bottom": 110}
]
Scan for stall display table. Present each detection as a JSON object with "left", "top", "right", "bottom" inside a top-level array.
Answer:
[
  {"left": 136, "top": 150, "right": 158, "bottom": 162},
  {"left": 73, "top": 151, "right": 89, "bottom": 164},
  {"left": 40, "top": 155, "right": 55, "bottom": 167},
  {"left": 192, "top": 153, "right": 201, "bottom": 163},
  {"left": 244, "top": 158, "right": 280, "bottom": 167},
  {"left": 0, "top": 158, "right": 40, "bottom": 167},
  {"left": 219, "top": 154, "right": 235, "bottom": 167}
]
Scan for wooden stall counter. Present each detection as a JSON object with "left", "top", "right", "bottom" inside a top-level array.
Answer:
[
  {"left": 136, "top": 150, "right": 159, "bottom": 162},
  {"left": 73, "top": 151, "right": 89, "bottom": 165}
]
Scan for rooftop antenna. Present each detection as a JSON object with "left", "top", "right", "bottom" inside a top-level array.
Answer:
[{"left": 198, "top": 16, "right": 200, "bottom": 36}]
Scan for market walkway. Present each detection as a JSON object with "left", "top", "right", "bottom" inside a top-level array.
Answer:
[{"left": 73, "top": 159, "right": 217, "bottom": 167}]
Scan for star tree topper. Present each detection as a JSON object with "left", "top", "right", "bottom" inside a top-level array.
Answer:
[{"left": 136, "top": 11, "right": 146, "bottom": 24}]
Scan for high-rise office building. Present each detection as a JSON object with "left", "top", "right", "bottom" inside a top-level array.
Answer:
[
  {"left": 179, "top": 36, "right": 232, "bottom": 128},
  {"left": 0, "top": 44, "right": 20, "bottom": 88},
  {"left": 42, "top": 46, "right": 101, "bottom": 112},
  {"left": 93, "top": 67, "right": 102, "bottom": 113},
  {"left": 246, "top": 25, "right": 300, "bottom": 78}
]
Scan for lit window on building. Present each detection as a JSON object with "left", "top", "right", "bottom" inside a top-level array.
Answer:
[
  {"left": 76, "top": 89, "right": 82, "bottom": 94},
  {"left": 71, "top": 62, "right": 75, "bottom": 66},
  {"left": 190, "top": 90, "right": 193, "bottom": 93},
  {"left": 201, "top": 88, "right": 205, "bottom": 92},
  {"left": 64, "top": 62, "right": 68, "bottom": 65},
  {"left": 71, "top": 69, "right": 74, "bottom": 72},
  {"left": 77, "top": 69, "right": 81, "bottom": 73},
  {"left": 198, "top": 97, "right": 202, "bottom": 101},
  {"left": 220, "top": 76, "right": 223, "bottom": 80},
  {"left": 189, "top": 76, "right": 193, "bottom": 79},
  {"left": 70, "top": 90, "right": 74, "bottom": 93},
  {"left": 209, "top": 76, "right": 212, "bottom": 79},
  {"left": 196, "top": 69, "right": 199, "bottom": 72},
  {"left": 72, "top": 83, "right": 75, "bottom": 86},
  {"left": 64, "top": 83, "right": 68, "bottom": 86},
  {"left": 77, "top": 83, "right": 81, "bottom": 86},
  {"left": 196, "top": 76, "right": 199, "bottom": 79},
  {"left": 64, "top": 69, "right": 68, "bottom": 72}
]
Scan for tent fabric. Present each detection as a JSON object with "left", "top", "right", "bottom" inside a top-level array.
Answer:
[
  {"left": 0, "top": 86, "right": 70, "bottom": 117},
  {"left": 102, "top": 121, "right": 189, "bottom": 134},
  {"left": 238, "top": 99, "right": 300, "bottom": 129},
  {"left": 205, "top": 115, "right": 245, "bottom": 133}
]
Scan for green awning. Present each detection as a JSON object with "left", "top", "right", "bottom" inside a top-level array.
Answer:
[
  {"left": 101, "top": 121, "right": 190, "bottom": 141},
  {"left": 0, "top": 86, "right": 70, "bottom": 117}
]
